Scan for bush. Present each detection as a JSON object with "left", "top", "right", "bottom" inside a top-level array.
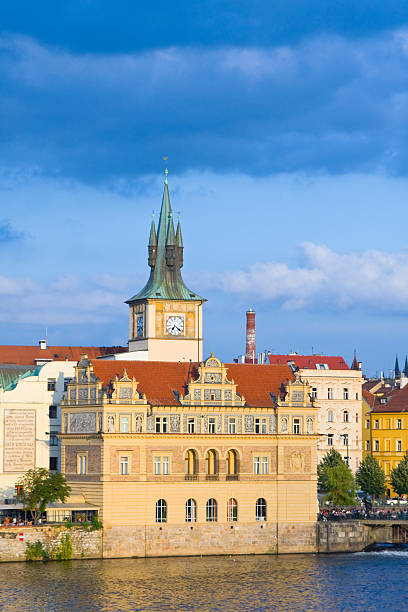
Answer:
[
  {"left": 90, "top": 516, "right": 103, "bottom": 531},
  {"left": 56, "top": 534, "right": 73, "bottom": 560},
  {"left": 25, "top": 540, "right": 48, "bottom": 561}
]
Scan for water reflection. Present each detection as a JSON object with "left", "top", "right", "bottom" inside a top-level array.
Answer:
[{"left": 0, "top": 553, "right": 407, "bottom": 611}]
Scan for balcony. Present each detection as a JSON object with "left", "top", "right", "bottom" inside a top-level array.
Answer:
[
  {"left": 205, "top": 474, "right": 219, "bottom": 481},
  {"left": 185, "top": 474, "right": 198, "bottom": 481},
  {"left": 226, "top": 474, "right": 239, "bottom": 481}
]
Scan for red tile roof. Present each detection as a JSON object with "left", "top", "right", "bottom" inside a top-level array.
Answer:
[
  {"left": 0, "top": 346, "right": 127, "bottom": 366},
  {"left": 362, "top": 389, "right": 375, "bottom": 408},
  {"left": 92, "top": 361, "right": 294, "bottom": 407},
  {"left": 373, "top": 385, "right": 408, "bottom": 413},
  {"left": 268, "top": 354, "right": 349, "bottom": 370}
]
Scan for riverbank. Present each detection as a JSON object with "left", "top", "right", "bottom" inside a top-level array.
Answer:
[{"left": 0, "top": 520, "right": 399, "bottom": 561}]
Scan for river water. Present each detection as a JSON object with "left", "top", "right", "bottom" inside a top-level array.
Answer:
[{"left": 0, "top": 552, "right": 406, "bottom": 611}]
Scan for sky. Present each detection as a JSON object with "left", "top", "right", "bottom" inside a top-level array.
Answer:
[{"left": 1, "top": 2, "right": 408, "bottom": 375}]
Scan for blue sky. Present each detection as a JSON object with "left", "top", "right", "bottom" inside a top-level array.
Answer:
[{"left": 1, "top": 2, "right": 408, "bottom": 374}]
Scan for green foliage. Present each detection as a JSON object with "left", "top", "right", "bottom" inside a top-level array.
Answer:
[
  {"left": 56, "top": 534, "right": 73, "bottom": 560},
  {"left": 356, "top": 455, "right": 386, "bottom": 498},
  {"left": 325, "top": 462, "right": 356, "bottom": 505},
  {"left": 318, "top": 448, "right": 344, "bottom": 491},
  {"left": 65, "top": 521, "right": 73, "bottom": 529},
  {"left": 82, "top": 521, "right": 90, "bottom": 529},
  {"left": 25, "top": 540, "right": 48, "bottom": 561},
  {"left": 16, "top": 469, "right": 71, "bottom": 525},
  {"left": 90, "top": 516, "right": 103, "bottom": 531},
  {"left": 390, "top": 451, "right": 408, "bottom": 496}
]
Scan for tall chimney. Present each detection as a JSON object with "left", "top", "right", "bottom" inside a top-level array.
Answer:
[{"left": 245, "top": 309, "right": 257, "bottom": 364}]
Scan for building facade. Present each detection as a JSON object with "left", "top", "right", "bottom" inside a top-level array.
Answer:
[
  {"left": 59, "top": 355, "right": 320, "bottom": 556},
  {"left": 269, "top": 355, "right": 364, "bottom": 471}
]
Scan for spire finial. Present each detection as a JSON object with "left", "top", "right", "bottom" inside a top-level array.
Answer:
[{"left": 162, "top": 156, "right": 169, "bottom": 184}]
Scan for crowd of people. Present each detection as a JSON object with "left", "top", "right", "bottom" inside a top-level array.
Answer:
[{"left": 318, "top": 507, "right": 408, "bottom": 521}]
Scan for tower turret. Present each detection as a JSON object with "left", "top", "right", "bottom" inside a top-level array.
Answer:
[
  {"left": 176, "top": 216, "right": 183, "bottom": 268},
  {"left": 165, "top": 212, "right": 177, "bottom": 267},
  {"left": 148, "top": 216, "right": 157, "bottom": 268}
]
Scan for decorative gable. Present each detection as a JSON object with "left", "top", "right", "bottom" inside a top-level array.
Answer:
[{"left": 181, "top": 353, "right": 245, "bottom": 407}]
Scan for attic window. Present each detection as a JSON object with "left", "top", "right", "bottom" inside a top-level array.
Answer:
[
  {"left": 156, "top": 292, "right": 161, "bottom": 296},
  {"left": 316, "top": 363, "right": 329, "bottom": 370},
  {"left": 189, "top": 293, "right": 195, "bottom": 298}
]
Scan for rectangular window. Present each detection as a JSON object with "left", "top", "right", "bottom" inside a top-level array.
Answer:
[
  {"left": 365, "top": 440, "right": 370, "bottom": 451},
  {"left": 208, "top": 417, "right": 216, "bottom": 434},
  {"left": 229, "top": 418, "right": 236, "bottom": 434},
  {"left": 49, "top": 457, "right": 58, "bottom": 471},
  {"left": 343, "top": 434, "right": 348, "bottom": 446},
  {"left": 253, "top": 456, "right": 260, "bottom": 474},
  {"left": 327, "top": 434, "right": 334, "bottom": 446},
  {"left": 187, "top": 418, "right": 195, "bottom": 434},
  {"left": 327, "top": 388, "right": 333, "bottom": 400},
  {"left": 47, "top": 378, "right": 56, "bottom": 391},
  {"left": 162, "top": 456, "right": 170, "bottom": 475},
  {"left": 366, "top": 419, "right": 370, "bottom": 429},
  {"left": 255, "top": 417, "right": 267, "bottom": 434},
  {"left": 120, "top": 416, "right": 129, "bottom": 433},
  {"left": 293, "top": 418, "right": 301, "bottom": 434},
  {"left": 154, "top": 456, "right": 161, "bottom": 475},
  {"left": 397, "top": 419, "right": 402, "bottom": 429},
  {"left": 356, "top": 413, "right": 358, "bottom": 423},
  {"left": 155, "top": 417, "right": 168, "bottom": 433},
  {"left": 343, "top": 388, "right": 349, "bottom": 400},
  {"left": 120, "top": 456, "right": 129, "bottom": 475},
  {"left": 77, "top": 454, "right": 87, "bottom": 475},
  {"left": 355, "top": 392, "right": 359, "bottom": 400},
  {"left": 261, "top": 418, "right": 267, "bottom": 434},
  {"left": 311, "top": 387, "right": 317, "bottom": 399},
  {"left": 374, "top": 440, "right": 379, "bottom": 452},
  {"left": 64, "top": 378, "right": 70, "bottom": 392},
  {"left": 49, "top": 433, "right": 58, "bottom": 446},
  {"left": 255, "top": 418, "right": 261, "bottom": 434},
  {"left": 261, "top": 457, "right": 269, "bottom": 474},
  {"left": 49, "top": 405, "right": 57, "bottom": 419},
  {"left": 397, "top": 440, "right": 402, "bottom": 452},
  {"left": 374, "top": 420, "right": 379, "bottom": 429}
]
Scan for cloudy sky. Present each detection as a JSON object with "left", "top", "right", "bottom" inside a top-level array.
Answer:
[{"left": 1, "top": 1, "right": 408, "bottom": 374}]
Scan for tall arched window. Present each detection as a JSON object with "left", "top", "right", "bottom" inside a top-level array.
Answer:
[
  {"left": 155, "top": 499, "right": 167, "bottom": 523},
  {"left": 256, "top": 498, "right": 267, "bottom": 521},
  {"left": 227, "top": 498, "right": 238, "bottom": 522},
  {"left": 205, "top": 449, "right": 218, "bottom": 478},
  {"left": 226, "top": 450, "right": 239, "bottom": 478},
  {"left": 328, "top": 410, "right": 333, "bottom": 422},
  {"left": 343, "top": 410, "right": 349, "bottom": 423},
  {"left": 206, "top": 498, "right": 217, "bottom": 522},
  {"left": 184, "top": 449, "right": 198, "bottom": 478},
  {"left": 185, "top": 498, "right": 197, "bottom": 522}
]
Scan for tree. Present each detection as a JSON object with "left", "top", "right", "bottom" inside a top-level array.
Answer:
[
  {"left": 356, "top": 456, "right": 386, "bottom": 498},
  {"left": 317, "top": 448, "right": 344, "bottom": 491},
  {"left": 390, "top": 451, "right": 408, "bottom": 496},
  {"left": 318, "top": 449, "right": 355, "bottom": 505},
  {"left": 16, "top": 469, "right": 71, "bottom": 525}
]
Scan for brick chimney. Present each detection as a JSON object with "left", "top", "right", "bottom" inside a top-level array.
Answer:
[{"left": 245, "top": 309, "right": 257, "bottom": 364}]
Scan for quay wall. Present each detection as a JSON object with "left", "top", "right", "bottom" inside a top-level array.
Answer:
[{"left": 0, "top": 521, "right": 399, "bottom": 561}]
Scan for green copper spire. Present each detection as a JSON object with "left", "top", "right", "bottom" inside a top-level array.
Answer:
[{"left": 126, "top": 174, "right": 205, "bottom": 303}]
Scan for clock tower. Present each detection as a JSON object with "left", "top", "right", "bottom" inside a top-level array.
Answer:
[{"left": 126, "top": 171, "right": 206, "bottom": 362}]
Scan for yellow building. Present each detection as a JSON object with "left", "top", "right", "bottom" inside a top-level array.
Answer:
[
  {"left": 60, "top": 354, "right": 319, "bottom": 556},
  {"left": 368, "top": 385, "right": 408, "bottom": 496},
  {"left": 362, "top": 389, "right": 374, "bottom": 461}
]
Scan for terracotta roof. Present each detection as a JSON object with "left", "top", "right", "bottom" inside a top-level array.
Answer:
[
  {"left": 268, "top": 354, "right": 349, "bottom": 370},
  {"left": 373, "top": 385, "right": 408, "bottom": 413},
  {"left": 92, "top": 361, "right": 294, "bottom": 407},
  {"left": 362, "top": 389, "right": 375, "bottom": 407},
  {"left": 0, "top": 346, "right": 127, "bottom": 366}
]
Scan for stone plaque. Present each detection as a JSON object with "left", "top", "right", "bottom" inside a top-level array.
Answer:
[
  {"left": 119, "top": 387, "right": 132, "bottom": 399},
  {"left": 292, "top": 391, "right": 304, "bottom": 402},
  {"left": 4, "top": 409, "right": 35, "bottom": 472},
  {"left": 69, "top": 412, "right": 96, "bottom": 434}
]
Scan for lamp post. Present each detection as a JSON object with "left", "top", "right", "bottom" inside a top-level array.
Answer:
[{"left": 340, "top": 433, "right": 350, "bottom": 466}]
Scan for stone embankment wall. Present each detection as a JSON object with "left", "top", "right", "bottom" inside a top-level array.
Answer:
[
  {"left": 0, "top": 526, "right": 102, "bottom": 562},
  {"left": 0, "top": 521, "right": 398, "bottom": 561}
]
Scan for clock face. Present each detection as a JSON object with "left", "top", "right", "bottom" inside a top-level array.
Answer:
[
  {"left": 166, "top": 315, "right": 184, "bottom": 336},
  {"left": 136, "top": 314, "right": 144, "bottom": 337}
]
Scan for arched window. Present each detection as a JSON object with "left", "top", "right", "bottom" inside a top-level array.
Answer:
[
  {"left": 226, "top": 449, "right": 239, "bottom": 478},
  {"left": 205, "top": 449, "right": 218, "bottom": 477},
  {"left": 184, "top": 449, "right": 198, "bottom": 478},
  {"left": 155, "top": 499, "right": 167, "bottom": 523},
  {"left": 185, "top": 498, "right": 197, "bottom": 522},
  {"left": 328, "top": 410, "right": 333, "bottom": 422},
  {"left": 227, "top": 498, "right": 238, "bottom": 522},
  {"left": 206, "top": 498, "right": 217, "bottom": 522},
  {"left": 343, "top": 410, "right": 349, "bottom": 423},
  {"left": 256, "top": 498, "right": 267, "bottom": 521}
]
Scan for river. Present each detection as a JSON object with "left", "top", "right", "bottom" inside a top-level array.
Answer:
[{"left": 0, "top": 552, "right": 406, "bottom": 611}]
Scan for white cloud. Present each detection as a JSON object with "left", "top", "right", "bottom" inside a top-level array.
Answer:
[{"left": 218, "top": 242, "right": 408, "bottom": 313}]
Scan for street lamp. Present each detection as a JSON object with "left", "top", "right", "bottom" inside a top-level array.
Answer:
[{"left": 340, "top": 434, "right": 350, "bottom": 466}]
